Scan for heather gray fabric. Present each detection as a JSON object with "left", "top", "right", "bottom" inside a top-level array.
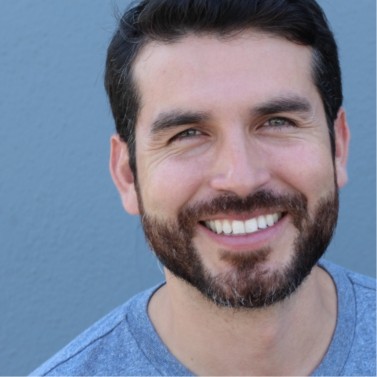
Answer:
[{"left": 30, "top": 259, "right": 376, "bottom": 376}]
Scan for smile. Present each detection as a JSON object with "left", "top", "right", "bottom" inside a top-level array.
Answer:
[{"left": 204, "top": 213, "right": 283, "bottom": 235}]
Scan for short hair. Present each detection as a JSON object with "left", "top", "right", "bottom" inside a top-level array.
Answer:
[{"left": 105, "top": 0, "right": 342, "bottom": 176}]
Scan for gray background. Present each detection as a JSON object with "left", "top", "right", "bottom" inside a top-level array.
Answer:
[{"left": 0, "top": 0, "right": 375, "bottom": 375}]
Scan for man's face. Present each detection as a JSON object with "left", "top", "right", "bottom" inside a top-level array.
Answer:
[{"left": 112, "top": 31, "right": 349, "bottom": 308}]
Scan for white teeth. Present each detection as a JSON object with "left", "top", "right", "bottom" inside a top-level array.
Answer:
[
  {"left": 209, "top": 221, "right": 216, "bottom": 232},
  {"left": 215, "top": 220, "right": 222, "bottom": 234},
  {"left": 232, "top": 220, "right": 245, "bottom": 235},
  {"left": 222, "top": 220, "right": 232, "bottom": 235},
  {"left": 205, "top": 213, "right": 282, "bottom": 235},
  {"left": 266, "top": 214, "right": 275, "bottom": 226},
  {"left": 257, "top": 215, "right": 267, "bottom": 229},
  {"left": 245, "top": 218, "right": 258, "bottom": 233}
]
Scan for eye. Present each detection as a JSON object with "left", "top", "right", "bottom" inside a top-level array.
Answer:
[
  {"left": 262, "top": 117, "right": 296, "bottom": 129},
  {"left": 170, "top": 128, "right": 202, "bottom": 142}
]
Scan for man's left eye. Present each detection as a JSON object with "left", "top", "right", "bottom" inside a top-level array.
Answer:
[{"left": 263, "top": 117, "right": 295, "bottom": 128}]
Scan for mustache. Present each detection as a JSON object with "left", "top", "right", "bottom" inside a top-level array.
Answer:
[{"left": 178, "top": 190, "right": 308, "bottom": 231}]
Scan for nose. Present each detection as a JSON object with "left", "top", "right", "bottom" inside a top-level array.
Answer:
[{"left": 209, "top": 131, "right": 270, "bottom": 197}]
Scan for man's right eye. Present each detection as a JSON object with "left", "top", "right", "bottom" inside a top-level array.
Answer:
[{"left": 170, "top": 128, "right": 202, "bottom": 142}]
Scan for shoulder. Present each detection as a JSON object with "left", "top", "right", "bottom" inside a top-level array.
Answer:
[
  {"left": 320, "top": 258, "right": 375, "bottom": 313},
  {"left": 341, "top": 266, "right": 376, "bottom": 375},
  {"left": 30, "top": 285, "right": 163, "bottom": 376},
  {"left": 319, "top": 258, "right": 375, "bottom": 291},
  {"left": 318, "top": 259, "right": 376, "bottom": 375},
  {"left": 345, "top": 268, "right": 376, "bottom": 294},
  {"left": 341, "top": 265, "right": 376, "bottom": 325},
  {"left": 340, "top": 265, "right": 376, "bottom": 332},
  {"left": 316, "top": 259, "right": 376, "bottom": 376}
]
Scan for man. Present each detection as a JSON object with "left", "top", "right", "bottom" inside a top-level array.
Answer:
[{"left": 32, "top": 0, "right": 375, "bottom": 375}]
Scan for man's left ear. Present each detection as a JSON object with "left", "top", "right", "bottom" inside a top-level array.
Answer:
[{"left": 333, "top": 108, "right": 350, "bottom": 188}]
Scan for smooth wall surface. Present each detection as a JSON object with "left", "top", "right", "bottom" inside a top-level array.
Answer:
[{"left": 1, "top": 0, "right": 375, "bottom": 375}]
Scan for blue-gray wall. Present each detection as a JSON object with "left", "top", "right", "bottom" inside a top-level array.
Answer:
[{"left": 1, "top": 0, "right": 375, "bottom": 375}]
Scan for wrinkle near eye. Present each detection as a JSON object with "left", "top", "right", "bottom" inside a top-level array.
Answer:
[{"left": 142, "top": 128, "right": 211, "bottom": 161}]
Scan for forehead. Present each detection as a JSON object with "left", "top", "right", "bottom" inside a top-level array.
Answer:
[{"left": 132, "top": 31, "right": 318, "bottom": 120}]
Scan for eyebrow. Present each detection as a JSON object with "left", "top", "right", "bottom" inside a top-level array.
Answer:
[
  {"left": 150, "top": 96, "right": 313, "bottom": 134},
  {"left": 252, "top": 96, "right": 312, "bottom": 118},
  {"left": 151, "top": 110, "right": 209, "bottom": 134}
]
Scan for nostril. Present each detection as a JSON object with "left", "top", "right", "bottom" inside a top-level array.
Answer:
[{"left": 209, "top": 168, "right": 271, "bottom": 198}]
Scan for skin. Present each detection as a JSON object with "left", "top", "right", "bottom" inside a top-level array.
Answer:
[{"left": 110, "top": 31, "right": 350, "bottom": 375}]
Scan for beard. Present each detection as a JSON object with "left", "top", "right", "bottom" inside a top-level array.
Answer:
[{"left": 139, "top": 188, "right": 339, "bottom": 309}]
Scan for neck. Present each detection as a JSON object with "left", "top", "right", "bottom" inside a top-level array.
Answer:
[{"left": 148, "top": 265, "right": 337, "bottom": 376}]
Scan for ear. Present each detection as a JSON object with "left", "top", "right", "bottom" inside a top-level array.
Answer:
[
  {"left": 109, "top": 135, "right": 140, "bottom": 215},
  {"left": 333, "top": 108, "right": 350, "bottom": 188}
]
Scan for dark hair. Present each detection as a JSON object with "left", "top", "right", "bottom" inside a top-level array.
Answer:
[{"left": 105, "top": 0, "right": 342, "bottom": 176}]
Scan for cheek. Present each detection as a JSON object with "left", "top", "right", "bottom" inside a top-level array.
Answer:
[
  {"left": 271, "top": 143, "right": 335, "bottom": 198},
  {"left": 138, "top": 157, "right": 206, "bottom": 216}
]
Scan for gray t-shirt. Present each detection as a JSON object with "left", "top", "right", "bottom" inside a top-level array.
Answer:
[{"left": 31, "top": 259, "right": 376, "bottom": 376}]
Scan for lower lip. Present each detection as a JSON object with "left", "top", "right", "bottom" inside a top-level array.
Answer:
[{"left": 198, "top": 215, "right": 288, "bottom": 252}]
